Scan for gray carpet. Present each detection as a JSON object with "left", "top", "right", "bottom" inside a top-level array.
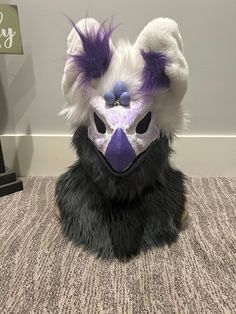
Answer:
[{"left": 0, "top": 177, "right": 235, "bottom": 313}]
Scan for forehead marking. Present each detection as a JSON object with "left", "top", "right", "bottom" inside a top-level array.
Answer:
[{"left": 90, "top": 96, "right": 153, "bottom": 128}]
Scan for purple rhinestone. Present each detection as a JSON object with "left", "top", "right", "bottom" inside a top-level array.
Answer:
[
  {"left": 113, "top": 81, "right": 128, "bottom": 97},
  {"left": 120, "top": 92, "right": 131, "bottom": 106},
  {"left": 104, "top": 91, "right": 115, "bottom": 105}
]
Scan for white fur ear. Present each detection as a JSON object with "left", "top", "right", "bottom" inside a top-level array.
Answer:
[
  {"left": 61, "top": 18, "right": 115, "bottom": 127},
  {"left": 62, "top": 18, "right": 100, "bottom": 108},
  {"left": 134, "top": 18, "right": 188, "bottom": 102}
]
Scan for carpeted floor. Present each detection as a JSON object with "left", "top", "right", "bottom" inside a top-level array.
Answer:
[{"left": 0, "top": 177, "right": 235, "bottom": 313}]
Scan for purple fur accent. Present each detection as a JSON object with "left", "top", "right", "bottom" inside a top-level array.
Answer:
[
  {"left": 69, "top": 19, "right": 115, "bottom": 87},
  {"left": 140, "top": 50, "right": 170, "bottom": 93}
]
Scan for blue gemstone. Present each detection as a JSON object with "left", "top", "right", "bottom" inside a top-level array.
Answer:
[
  {"left": 120, "top": 92, "right": 131, "bottom": 106},
  {"left": 104, "top": 91, "right": 115, "bottom": 105},
  {"left": 113, "top": 81, "right": 128, "bottom": 97}
]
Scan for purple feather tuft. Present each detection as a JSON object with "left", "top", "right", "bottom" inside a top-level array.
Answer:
[
  {"left": 140, "top": 50, "right": 170, "bottom": 93},
  {"left": 69, "top": 19, "right": 115, "bottom": 87}
]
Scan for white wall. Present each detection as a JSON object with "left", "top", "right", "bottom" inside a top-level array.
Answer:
[{"left": 1, "top": 0, "right": 236, "bottom": 136}]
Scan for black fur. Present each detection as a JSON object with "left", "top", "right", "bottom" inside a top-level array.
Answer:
[{"left": 55, "top": 127, "right": 186, "bottom": 260}]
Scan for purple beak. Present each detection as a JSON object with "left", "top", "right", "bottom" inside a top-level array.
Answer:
[{"left": 105, "top": 128, "right": 136, "bottom": 172}]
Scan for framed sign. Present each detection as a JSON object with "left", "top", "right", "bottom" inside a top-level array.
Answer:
[
  {"left": 0, "top": 4, "right": 24, "bottom": 196},
  {"left": 0, "top": 4, "right": 23, "bottom": 54}
]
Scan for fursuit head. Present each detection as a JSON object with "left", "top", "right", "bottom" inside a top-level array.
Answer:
[{"left": 55, "top": 17, "right": 189, "bottom": 260}]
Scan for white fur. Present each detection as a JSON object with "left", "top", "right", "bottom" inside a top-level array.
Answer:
[{"left": 61, "top": 18, "right": 188, "bottom": 136}]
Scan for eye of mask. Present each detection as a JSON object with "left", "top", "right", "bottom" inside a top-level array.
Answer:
[
  {"left": 136, "top": 111, "right": 152, "bottom": 134},
  {"left": 94, "top": 112, "right": 106, "bottom": 134}
]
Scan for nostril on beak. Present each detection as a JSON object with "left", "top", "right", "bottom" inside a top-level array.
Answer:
[{"left": 105, "top": 128, "right": 136, "bottom": 172}]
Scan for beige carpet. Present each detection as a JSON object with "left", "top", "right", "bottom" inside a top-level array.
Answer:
[{"left": 0, "top": 177, "right": 235, "bottom": 313}]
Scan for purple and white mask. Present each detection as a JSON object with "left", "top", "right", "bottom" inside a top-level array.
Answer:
[
  {"left": 61, "top": 18, "right": 188, "bottom": 173},
  {"left": 88, "top": 82, "right": 160, "bottom": 172}
]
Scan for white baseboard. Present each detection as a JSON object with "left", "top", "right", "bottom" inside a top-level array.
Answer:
[{"left": 1, "top": 135, "right": 236, "bottom": 177}]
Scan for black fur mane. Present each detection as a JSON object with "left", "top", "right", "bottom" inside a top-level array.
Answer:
[
  {"left": 55, "top": 127, "right": 186, "bottom": 259},
  {"left": 71, "top": 126, "right": 172, "bottom": 200}
]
